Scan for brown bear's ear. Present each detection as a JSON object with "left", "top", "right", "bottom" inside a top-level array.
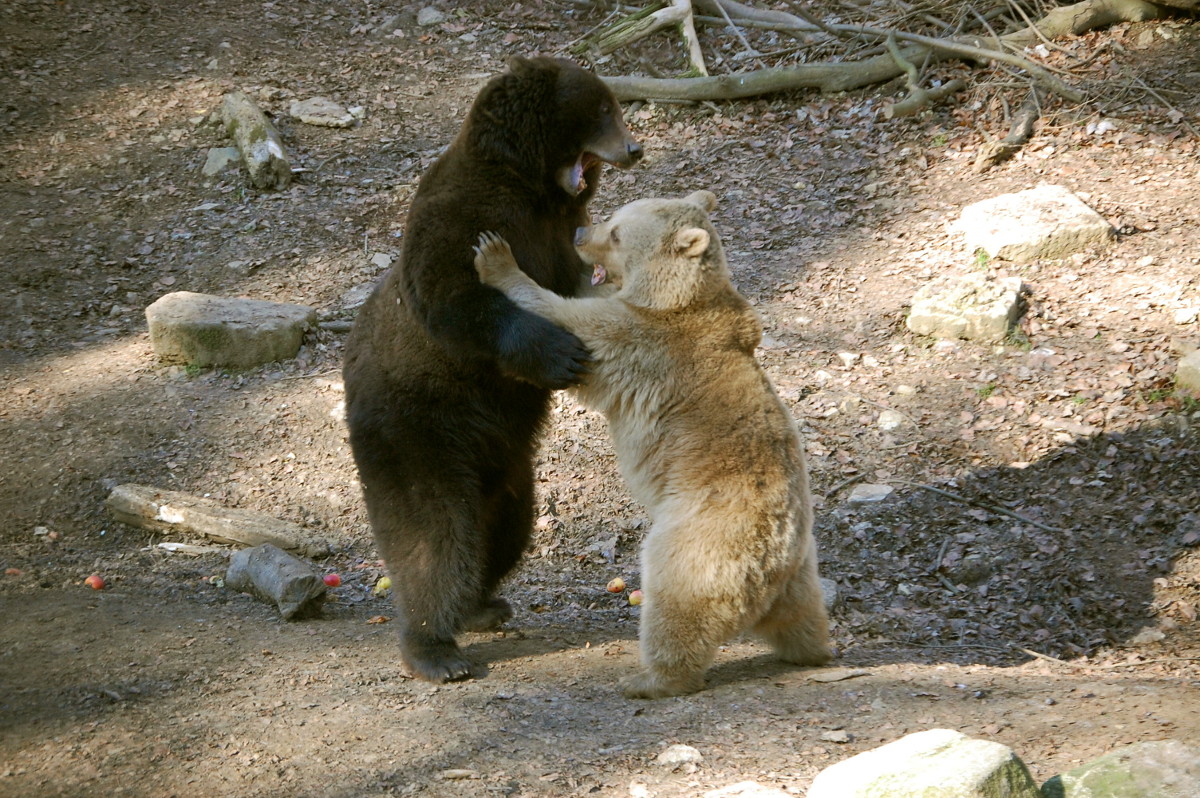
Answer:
[
  {"left": 673, "top": 227, "right": 710, "bottom": 259},
  {"left": 684, "top": 190, "right": 718, "bottom": 212},
  {"left": 505, "top": 56, "right": 536, "bottom": 76}
]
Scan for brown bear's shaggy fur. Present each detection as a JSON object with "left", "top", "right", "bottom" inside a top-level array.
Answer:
[{"left": 342, "top": 57, "right": 642, "bottom": 683}]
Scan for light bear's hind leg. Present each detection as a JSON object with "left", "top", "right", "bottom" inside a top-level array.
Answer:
[
  {"left": 621, "top": 535, "right": 748, "bottom": 699},
  {"left": 753, "top": 537, "right": 833, "bottom": 666},
  {"left": 621, "top": 590, "right": 723, "bottom": 699}
]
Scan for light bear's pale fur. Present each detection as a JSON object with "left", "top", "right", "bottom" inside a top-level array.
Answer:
[{"left": 473, "top": 190, "right": 832, "bottom": 698}]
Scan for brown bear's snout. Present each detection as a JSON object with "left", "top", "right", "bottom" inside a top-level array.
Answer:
[{"left": 626, "top": 140, "right": 644, "bottom": 163}]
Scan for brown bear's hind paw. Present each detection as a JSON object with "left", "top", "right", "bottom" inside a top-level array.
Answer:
[
  {"left": 402, "top": 637, "right": 486, "bottom": 683},
  {"left": 462, "top": 597, "right": 513, "bottom": 632}
]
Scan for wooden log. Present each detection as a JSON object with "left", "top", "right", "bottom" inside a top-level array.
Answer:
[
  {"left": 106, "top": 483, "right": 331, "bottom": 558},
  {"left": 219, "top": 90, "right": 291, "bottom": 190},
  {"left": 225, "top": 544, "right": 327, "bottom": 620}
]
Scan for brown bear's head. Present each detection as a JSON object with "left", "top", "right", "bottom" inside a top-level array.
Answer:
[
  {"left": 575, "top": 190, "right": 725, "bottom": 311},
  {"left": 467, "top": 56, "right": 642, "bottom": 200}
]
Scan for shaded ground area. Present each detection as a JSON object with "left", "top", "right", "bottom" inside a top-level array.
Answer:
[{"left": 2, "top": 1, "right": 1199, "bottom": 796}]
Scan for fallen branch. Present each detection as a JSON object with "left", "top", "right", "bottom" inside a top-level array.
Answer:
[
  {"left": 889, "top": 479, "right": 1065, "bottom": 534},
  {"left": 973, "top": 88, "right": 1041, "bottom": 172},
  {"left": 603, "top": 46, "right": 931, "bottom": 99},
  {"left": 571, "top": 0, "right": 709, "bottom": 75},
  {"left": 602, "top": 0, "right": 1174, "bottom": 103},
  {"left": 694, "top": 0, "right": 820, "bottom": 35},
  {"left": 883, "top": 33, "right": 968, "bottom": 118}
]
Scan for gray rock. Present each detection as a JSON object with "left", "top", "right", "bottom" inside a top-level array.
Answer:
[
  {"left": 907, "top": 273, "right": 1024, "bottom": 343},
  {"left": 202, "top": 146, "right": 242, "bottom": 177},
  {"left": 848, "top": 483, "right": 894, "bottom": 503},
  {"left": 656, "top": 744, "right": 703, "bottom": 769},
  {"left": 289, "top": 96, "right": 356, "bottom": 129},
  {"left": 145, "top": 291, "right": 316, "bottom": 367},
  {"left": 1041, "top": 740, "right": 1200, "bottom": 798},
  {"left": 807, "top": 728, "right": 1042, "bottom": 798},
  {"left": 955, "top": 184, "right": 1114, "bottom": 262},
  {"left": 877, "top": 409, "right": 905, "bottom": 430},
  {"left": 819, "top": 577, "right": 840, "bottom": 610},
  {"left": 340, "top": 282, "right": 377, "bottom": 310},
  {"left": 417, "top": 7, "right": 447, "bottom": 26},
  {"left": 1175, "top": 350, "right": 1200, "bottom": 396}
]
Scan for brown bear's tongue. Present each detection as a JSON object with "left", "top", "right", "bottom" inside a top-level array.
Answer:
[{"left": 572, "top": 153, "right": 600, "bottom": 193}]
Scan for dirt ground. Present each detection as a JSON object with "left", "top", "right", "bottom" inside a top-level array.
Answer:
[{"left": 2, "top": 2, "right": 1199, "bottom": 796}]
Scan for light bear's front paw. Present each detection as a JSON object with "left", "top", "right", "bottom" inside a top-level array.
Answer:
[{"left": 472, "top": 231, "right": 517, "bottom": 285}]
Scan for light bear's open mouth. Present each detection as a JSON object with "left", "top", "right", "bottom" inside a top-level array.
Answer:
[{"left": 590, "top": 263, "right": 607, "bottom": 286}]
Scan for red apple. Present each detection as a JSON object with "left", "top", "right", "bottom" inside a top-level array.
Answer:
[
  {"left": 606, "top": 577, "right": 626, "bottom": 593},
  {"left": 323, "top": 573, "right": 341, "bottom": 587},
  {"left": 629, "top": 589, "right": 643, "bottom": 606},
  {"left": 84, "top": 574, "right": 106, "bottom": 590}
]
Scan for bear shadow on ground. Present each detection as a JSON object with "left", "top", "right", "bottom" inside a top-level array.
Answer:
[{"left": 813, "top": 415, "right": 1199, "bottom": 668}]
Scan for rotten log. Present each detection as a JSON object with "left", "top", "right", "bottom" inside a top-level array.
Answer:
[
  {"left": 1004, "top": 0, "right": 1173, "bottom": 45},
  {"left": 225, "top": 544, "right": 327, "bottom": 620},
  {"left": 220, "top": 90, "right": 291, "bottom": 190},
  {"left": 106, "top": 483, "right": 332, "bottom": 558}
]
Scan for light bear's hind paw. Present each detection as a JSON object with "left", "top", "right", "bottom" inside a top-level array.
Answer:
[{"left": 620, "top": 668, "right": 705, "bottom": 700}]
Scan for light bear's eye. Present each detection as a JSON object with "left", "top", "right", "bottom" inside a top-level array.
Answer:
[{"left": 610, "top": 226, "right": 621, "bottom": 245}]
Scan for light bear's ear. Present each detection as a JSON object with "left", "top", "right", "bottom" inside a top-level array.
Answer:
[
  {"left": 673, "top": 227, "right": 710, "bottom": 258},
  {"left": 684, "top": 190, "right": 717, "bottom": 212}
]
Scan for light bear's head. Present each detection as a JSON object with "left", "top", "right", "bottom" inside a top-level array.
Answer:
[{"left": 575, "top": 190, "right": 726, "bottom": 311}]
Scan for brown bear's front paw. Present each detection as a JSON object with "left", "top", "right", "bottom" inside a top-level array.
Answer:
[
  {"left": 620, "top": 668, "right": 705, "bottom": 700},
  {"left": 472, "top": 231, "right": 517, "bottom": 285}
]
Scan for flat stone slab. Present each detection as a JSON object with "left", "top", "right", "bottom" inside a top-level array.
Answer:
[
  {"left": 1041, "top": 740, "right": 1200, "bottom": 798},
  {"left": 956, "top": 184, "right": 1114, "bottom": 262},
  {"left": 807, "top": 729, "right": 1042, "bottom": 798},
  {"left": 145, "top": 291, "right": 316, "bottom": 367},
  {"left": 907, "top": 273, "right": 1024, "bottom": 343},
  {"left": 1176, "top": 350, "right": 1200, "bottom": 396}
]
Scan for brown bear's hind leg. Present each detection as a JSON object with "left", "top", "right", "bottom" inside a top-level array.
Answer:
[{"left": 350, "top": 414, "right": 491, "bottom": 682}]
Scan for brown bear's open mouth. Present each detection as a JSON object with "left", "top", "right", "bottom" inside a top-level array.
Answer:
[{"left": 558, "top": 152, "right": 601, "bottom": 196}]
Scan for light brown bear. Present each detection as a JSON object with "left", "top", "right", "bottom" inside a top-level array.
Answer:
[{"left": 472, "top": 190, "right": 832, "bottom": 698}]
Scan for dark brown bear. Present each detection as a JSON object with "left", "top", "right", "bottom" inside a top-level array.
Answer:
[{"left": 342, "top": 57, "right": 642, "bottom": 683}]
